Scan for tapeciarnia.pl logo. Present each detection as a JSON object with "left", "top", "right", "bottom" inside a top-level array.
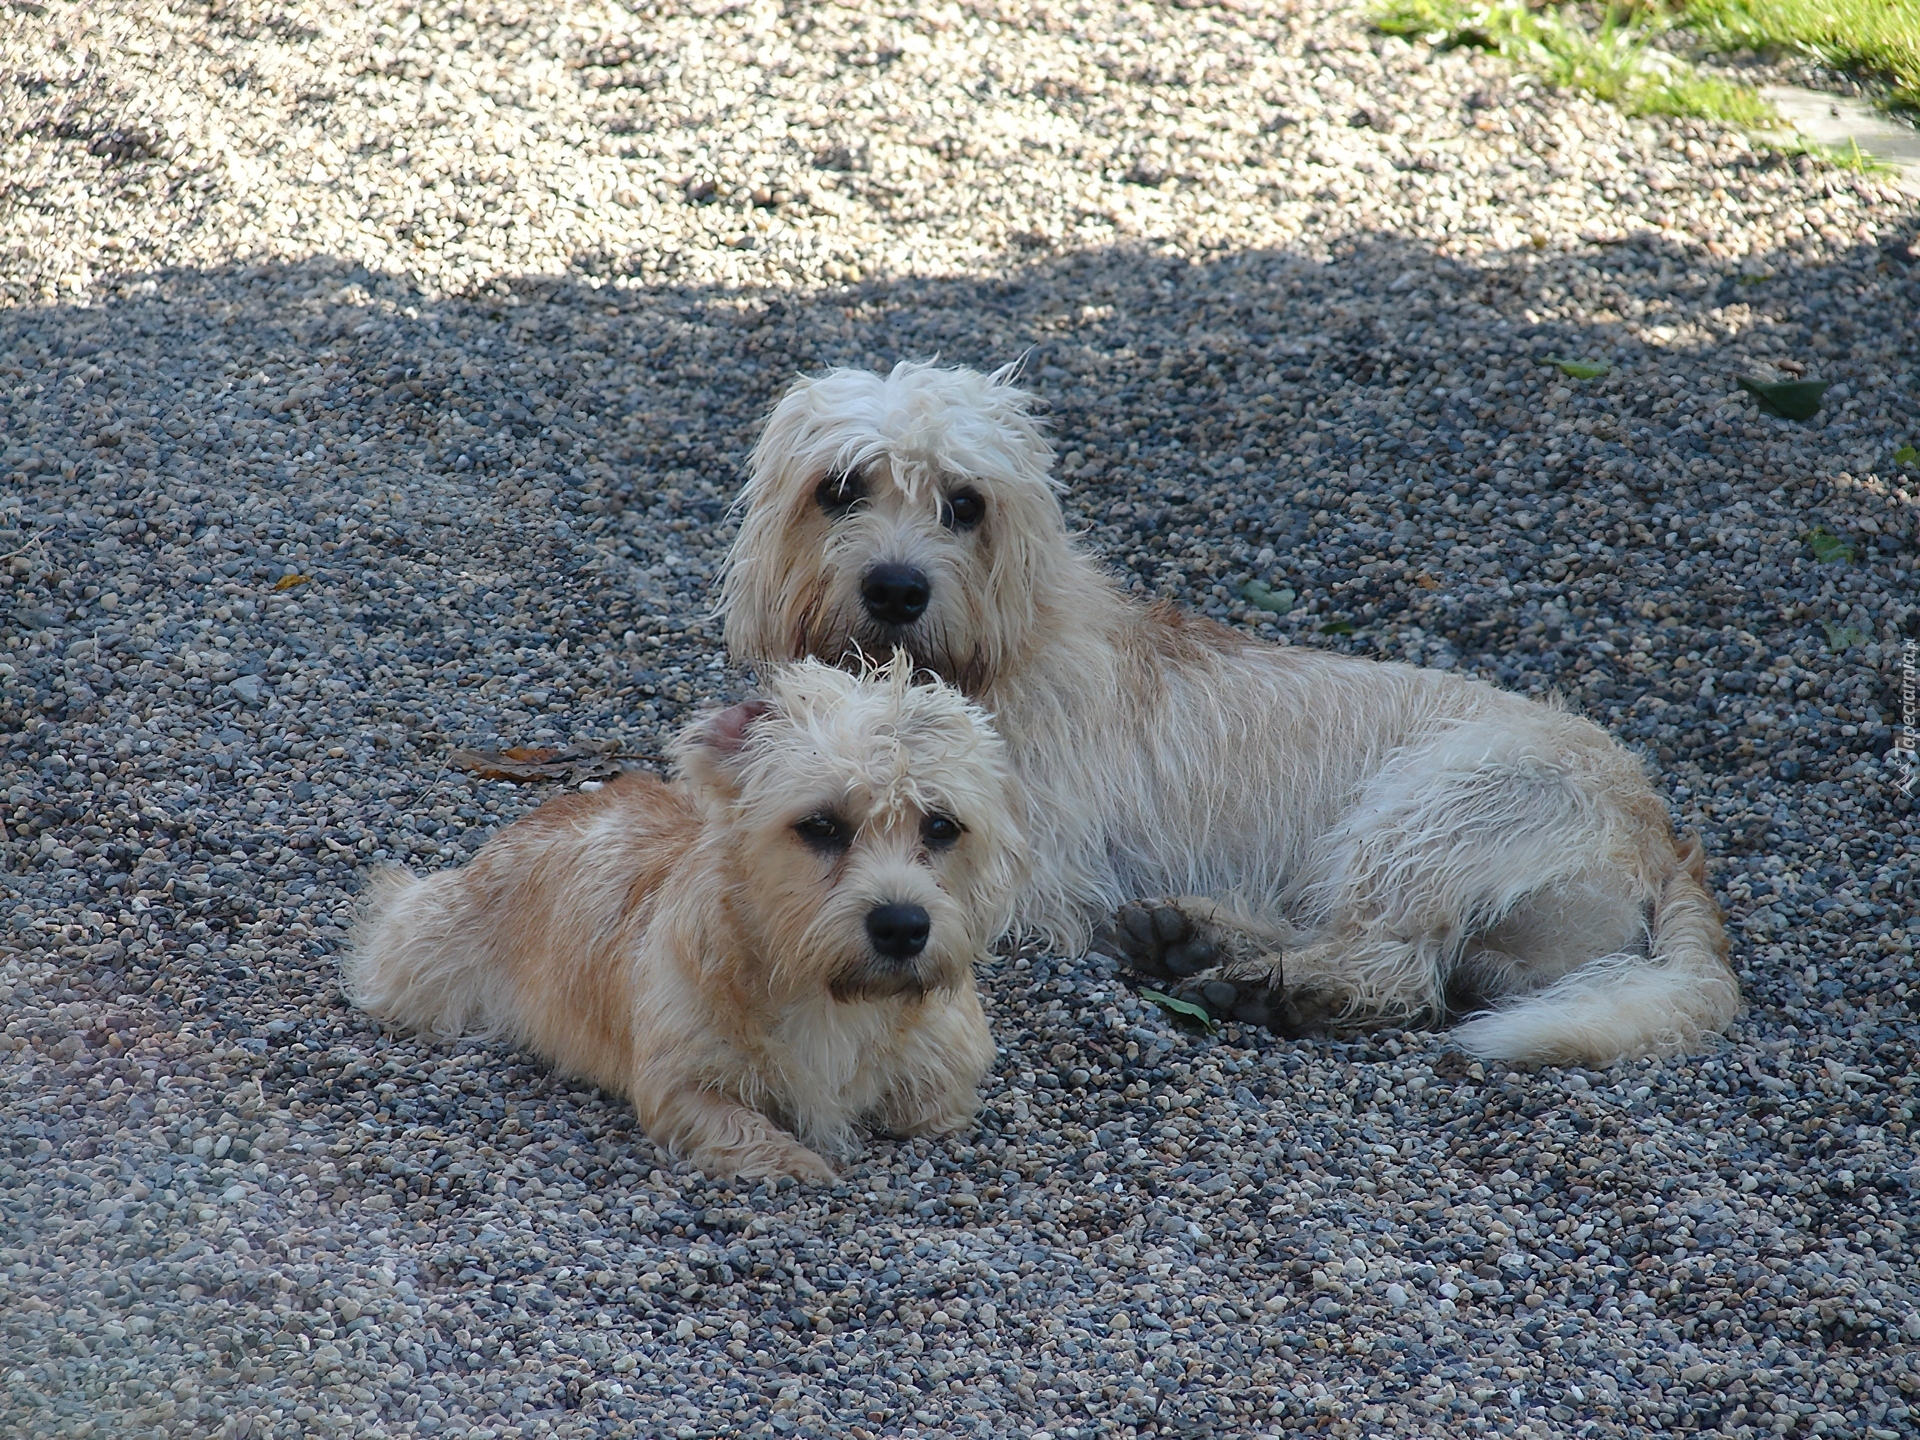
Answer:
[{"left": 1895, "top": 639, "right": 1917, "bottom": 798}]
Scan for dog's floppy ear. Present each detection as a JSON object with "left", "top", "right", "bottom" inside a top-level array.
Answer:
[
  {"left": 697, "top": 698, "right": 775, "bottom": 755},
  {"left": 673, "top": 698, "right": 775, "bottom": 796}
]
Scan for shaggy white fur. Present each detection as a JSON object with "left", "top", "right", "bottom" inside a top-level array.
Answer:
[{"left": 721, "top": 362, "right": 1739, "bottom": 1066}]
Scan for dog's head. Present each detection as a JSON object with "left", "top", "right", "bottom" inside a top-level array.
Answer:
[
  {"left": 721, "top": 361, "right": 1066, "bottom": 691},
  {"left": 671, "top": 653, "right": 1025, "bottom": 1004}
]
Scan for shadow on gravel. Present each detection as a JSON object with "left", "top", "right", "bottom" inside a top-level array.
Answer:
[
  {"left": 7, "top": 213, "right": 1917, "bottom": 783},
  {"left": 4, "top": 217, "right": 1920, "bottom": 1440},
  {"left": 5, "top": 218, "right": 1918, "bottom": 1040}
]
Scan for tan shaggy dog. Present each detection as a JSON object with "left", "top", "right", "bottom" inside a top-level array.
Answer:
[
  {"left": 720, "top": 362, "right": 1738, "bottom": 1066},
  {"left": 343, "top": 657, "right": 1025, "bottom": 1182}
]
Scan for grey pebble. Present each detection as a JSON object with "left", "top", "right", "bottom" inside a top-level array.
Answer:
[{"left": 2, "top": 4, "right": 1917, "bottom": 1440}]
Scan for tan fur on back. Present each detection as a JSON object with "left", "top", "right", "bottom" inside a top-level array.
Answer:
[
  {"left": 343, "top": 656, "right": 1025, "bottom": 1181},
  {"left": 722, "top": 362, "right": 1740, "bottom": 1066}
]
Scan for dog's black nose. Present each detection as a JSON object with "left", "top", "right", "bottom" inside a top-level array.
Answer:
[
  {"left": 861, "top": 563, "right": 930, "bottom": 626},
  {"left": 866, "top": 903, "right": 931, "bottom": 960}
]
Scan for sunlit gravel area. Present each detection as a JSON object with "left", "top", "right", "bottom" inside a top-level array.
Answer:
[{"left": 3, "top": 3, "right": 1918, "bottom": 1439}]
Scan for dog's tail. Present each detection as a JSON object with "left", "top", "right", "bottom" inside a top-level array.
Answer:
[
  {"left": 1450, "top": 833, "right": 1738, "bottom": 1065},
  {"left": 342, "top": 865, "right": 520, "bottom": 1042}
]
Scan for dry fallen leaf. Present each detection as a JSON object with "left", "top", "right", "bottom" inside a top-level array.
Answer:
[
  {"left": 273, "top": 574, "right": 312, "bottom": 591},
  {"left": 448, "top": 744, "right": 637, "bottom": 784}
]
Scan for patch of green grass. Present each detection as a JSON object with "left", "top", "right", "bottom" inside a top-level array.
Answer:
[
  {"left": 1374, "top": 0, "right": 1778, "bottom": 124},
  {"left": 1374, "top": 0, "right": 1479, "bottom": 40},
  {"left": 1771, "top": 131, "right": 1902, "bottom": 178},
  {"left": 1632, "top": 65, "right": 1776, "bottom": 124},
  {"left": 1675, "top": 0, "right": 1920, "bottom": 111},
  {"left": 1373, "top": 1, "right": 1918, "bottom": 177}
]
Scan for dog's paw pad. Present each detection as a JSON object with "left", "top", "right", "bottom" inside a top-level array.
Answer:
[
  {"left": 1104, "top": 901, "right": 1210, "bottom": 981},
  {"left": 1114, "top": 901, "right": 1187, "bottom": 947},
  {"left": 1161, "top": 937, "right": 1215, "bottom": 976},
  {"left": 1198, "top": 978, "right": 1238, "bottom": 1011}
]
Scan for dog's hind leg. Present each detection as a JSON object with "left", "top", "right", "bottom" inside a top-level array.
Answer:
[
  {"left": 1217, "top": 726, "right": 1663, "bottom": 1039},
  {"left": 1098, "top": 898, "right": 1254, "bottom": 983},
  {"left": 1218, "top": 758, "right": 1627, "bottom": 1032},
  {"left": 1450, "top": 832, "right": 1737, "bottom": 1064},
  {"left": 1133, "top": 910, "right": 1509, "bottom": 1038},
  {"left": 1107, "top": 724, "right": 1657, "bottom": 1037}
]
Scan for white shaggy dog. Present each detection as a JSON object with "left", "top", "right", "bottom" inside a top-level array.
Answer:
[
  {"left": 343, "top": 657, "right": 1025, "bottom": 1182},
  {"left": 720, "top": 362, "right": 1737, "bottom": 1065}
]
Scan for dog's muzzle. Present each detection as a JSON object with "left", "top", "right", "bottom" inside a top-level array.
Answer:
[
  {"left": 831, "top": 902, "right": 948, "bottom": 1002},
  {"left": 860, "top": 563, "right": 930, "bottom": 627}
]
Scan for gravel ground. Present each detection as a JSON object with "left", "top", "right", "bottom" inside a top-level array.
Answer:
[{"left": 4, "top": 3, "right": 1920, "bottom": 1439}]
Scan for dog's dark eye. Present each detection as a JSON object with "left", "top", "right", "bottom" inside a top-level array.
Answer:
[
  {"left": 922, "top": 814, "right": 963, "bottom": 849},
  {"left": 814, "top": 470, "right": 865, "bottom": 517},
  {"left": 942, "top": 488, "right": 985, "bottom": 531},
  {"left": 794, "top": 813, "right": 852, "bottom": 852}
]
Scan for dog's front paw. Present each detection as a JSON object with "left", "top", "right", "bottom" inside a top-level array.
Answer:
[
  {"left": 885, "top": 1090, "right": 982, "bottom": 1140},
  {"left": 1179, "top": 971, "right": 1280, "bottom": 1029},
  {"left": 1167, "top": 968, "right": 1342, "bottom": 1039},
  {"left": 1099, "top": 898, "right": 1332, "bottom": 1036},
  {"left": 690, "top": 1137, "right": 838, "bottom": 1185},
  {"left": 1098, "top": 899, "right": 1222, "bottom": 981},
  {"left": 750, "top": 1144, "right": 840, "bottom": 1185},
  {"left": 1167, "top": 967, "right": 1287, "bottom": 1032}
]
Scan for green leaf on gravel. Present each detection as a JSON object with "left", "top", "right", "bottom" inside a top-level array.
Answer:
[
  {"left": 1240, "top": 579, "right": 1296, "bottom": 615},
  {"left": 1807, "top": 526, "right": 1855, "bottom": 565},
  {"left": 1543, "top": 357, "right": 1610, "bottom": 380},
  {"left": 1822, "top": 621, "right": 1870, "bottom": 650},
  {"left": 1895, "top": 444, "right": 1919, "bottom": 467},
  {"left": 1737, "top": 375, "right": 1829, "bottom": 421},
  {"left": 1319, "top": 620, "right": 1357, "bottom": 635},
  {"left": 1139, "top": 988, "right": 1218, "bottom": 1035}
]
